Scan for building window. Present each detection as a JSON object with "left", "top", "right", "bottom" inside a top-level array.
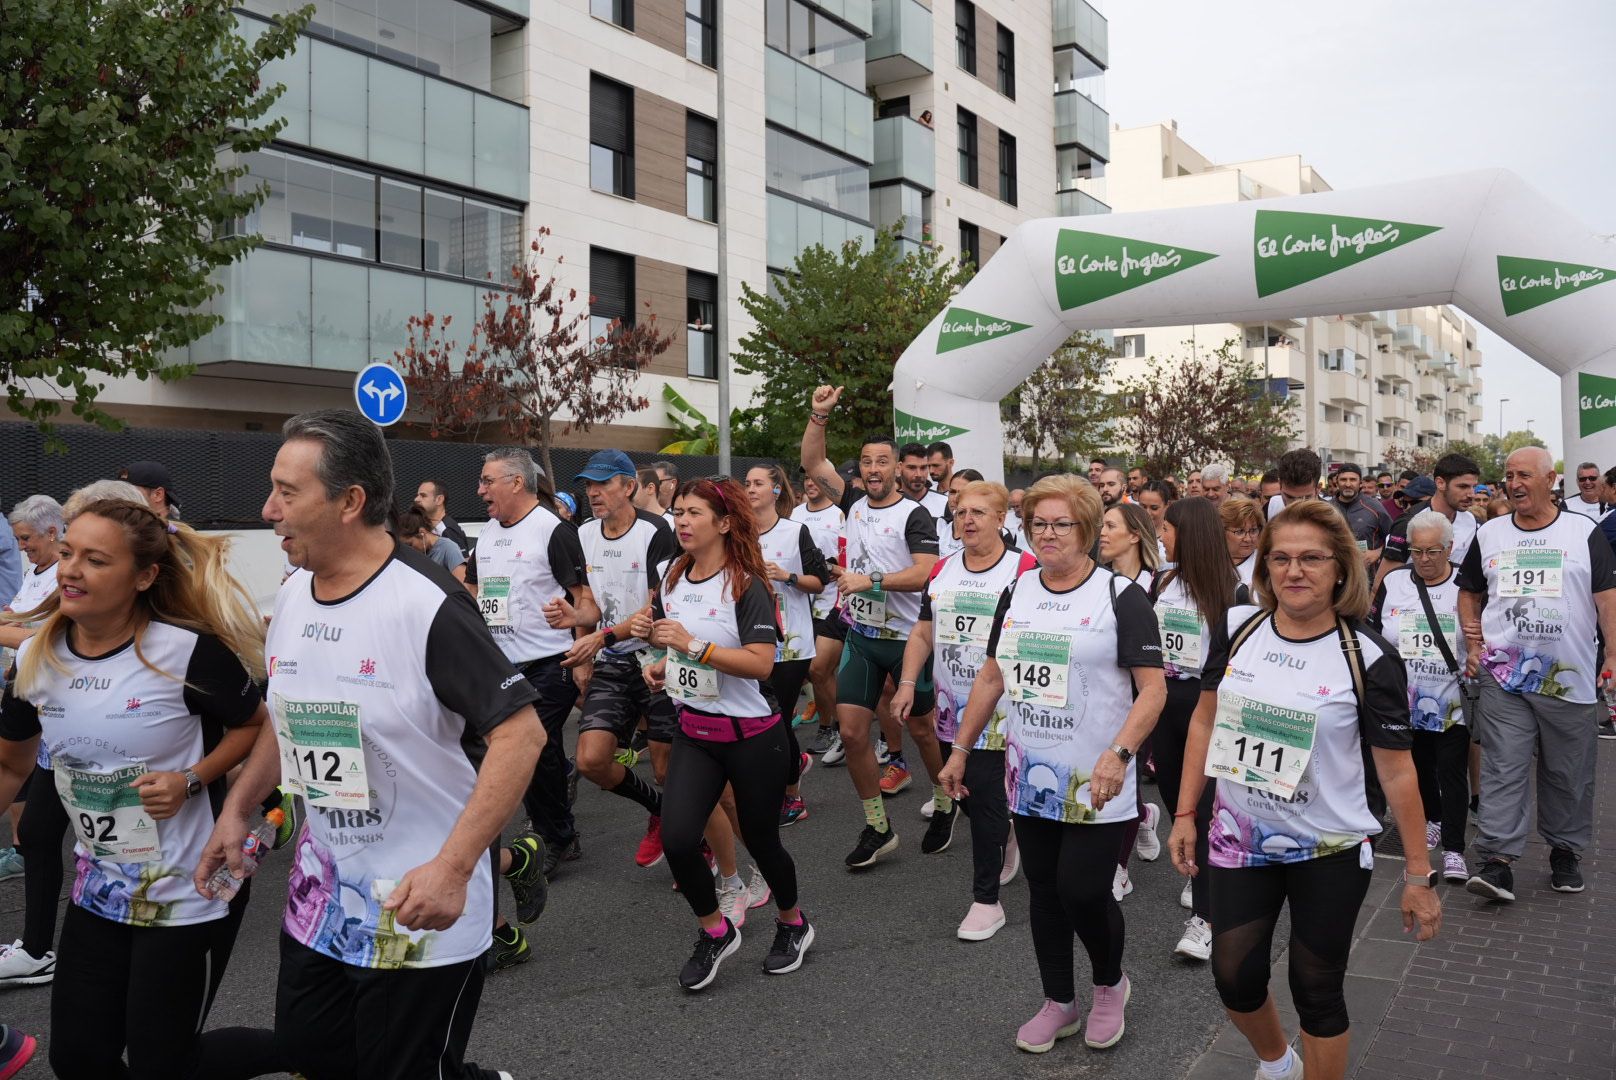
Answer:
[
  {"left": 1113, "top": 333, "right": 1146, "bottom": 359},
  {"left": 766, "top": 0, "right": 865, "bottom": 89},
  {"left": 959, "top": 220, "right": 980, "bottom": 270},
  {"left": 955, "top": 1, "right": 976, "bottom": 73},
  {"left": 996, "top": 25, "right": 1015, "bottom": 98},
  {"left": 957, "top": 108, "right": 978, "bottom": 187},
  {"left": 687, "top": 270, "right": 717, "bottom": 378},
  {"left": 590, "top": 74, "right": 634, "bottom": 198},
  {"left": 592, "top": 0, "right": 632, "bottom": 29},
  {"left": 686, "top": 0, "right": 716, "bottom": 66},
  {"left": 765, "top": 126, "right": 870, "bottom": 221},
  {"left": 589, "top": 248, "right": 634, "bottom": 343},
  {"left": 379, "top": 179, "right": 424, "bottom": 270},
  {"left": 686, "top": 112, "right": 717, "bottom": 222},
  {"left": 998, "top": 131, "right": 1017, "bottom": 206}
]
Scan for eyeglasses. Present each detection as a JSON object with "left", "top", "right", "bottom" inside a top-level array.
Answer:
[
  {"left": 1225, "top": 527, "right": 1261, "bottom": 539},
  {"left": 1265, "top": 552, "right": 1335, "bottom": 572},
  {"left": 1578, "top": 476, "right": 1599, "bottom": 485},
  {"left": 476, "top": 473, "right": 519, "bottom": 488},
  {"left": 955, "top": 507, "right": 996, "bottom": 521},
  {"left": 1028, "top": 519, "right": 1079, "bottom": 536},
  {"left": 1409, "top": 547, "right": 1450, "bottom": 558}
]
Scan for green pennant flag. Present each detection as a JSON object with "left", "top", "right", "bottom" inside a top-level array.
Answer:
[
  {"left": 1578, "top": 372, "right": 1616, "bottom": 438},
  {"left": 1253, "top": 210, "right": 1441, "bottom": 297},
  {"left": 936, "top": 307, "right": 1031, "bottom": 353},
  {"left": 1053, "top": 229, "right": 1218, "bottom": 310},
  {"left": 1498, "top": 256, "right": 1616, "bottom": 317},
  {"left": 894, "top": 408, "right": 970, "bottom": 443}
]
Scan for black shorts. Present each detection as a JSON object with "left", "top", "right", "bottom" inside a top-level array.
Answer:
[
  {"left": 813, "top": 613, "right": 847, "bottom": 643},
  {"left": 581, "top": 654, "right": 678, "bottom": 743}
]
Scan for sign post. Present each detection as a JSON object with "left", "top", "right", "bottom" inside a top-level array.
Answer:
[{"left": 354, "top": 362, "right": 407, "bottom": 427}]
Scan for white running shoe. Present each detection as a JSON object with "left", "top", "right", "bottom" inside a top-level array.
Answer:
[
  {"left": 1000, "top": 830, "right": 1021, "bottom": 886},
  {"left": 1179, "top": 876, "right": 1194, "bottom": 910},
  {"left": 1111, "top": 866, "right": 1133, "bottom": 902},
  {"left": 874, "top": 737, "right": 891, "bottom": 766},
  {"left": 822, "top": 732, "right": 847, "bottom": 766},
  {"left": 0, "top": 939, "right": 55, "bottom": 986},
  {"left": 745, "top": 864, "right": 773, "bottom": 909},
  {"left": 919, "top": 799, "right": 935, "bottom": 820},
  {"left": 1251, "top": 1049, "right": 1305, "bottom": 1080},
  {"left": 1175, "top": 916, "right": 1212, "bottom": 961},
  {"left": 1134, "top": 803, "right": 1162, "bottom": 862},
  {"left": 717, "top": 879, "right": 749, "bottom": 930}
]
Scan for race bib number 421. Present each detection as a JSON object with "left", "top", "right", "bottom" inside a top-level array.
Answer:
[{"left": 274, "top": 695, "right": 370, "bottom": 809}]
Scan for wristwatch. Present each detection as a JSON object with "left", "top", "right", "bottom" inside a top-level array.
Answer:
[
  {"left": 870, "top": 570, "right": 885, "bottom": 589},
  {"left": 685, "top": 638, "right": 709, "bottom": 660},
  {"left": 1402, "top": 869, "right": 1438, "bottom": 887},
  {"left": 183, "top": 769, "right": 203, "bottom": 799},
  {"left": 1108, "top": 743, "right": 1134, "bottom": 763},
  {"left": 787, "top": 573, "right": 799, "bottom": 589}
]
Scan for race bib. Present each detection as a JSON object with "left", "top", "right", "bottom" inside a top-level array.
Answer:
[
  {"left": 999, "top": 630, "right": 1071, "bottom": 708},
  {"left": 847, "top": 588, "right": 887, "bottom": 628},
  {"left": 1496, "top": 549, "right": 1562, "bottom": 598},
  {"left": 935, "top": 590, "right": 998, "bottom": 648},
  {"left": 1206, "top": 691, "right": 1316, "bottom": 800},
  {"left": 56, "top": 763, "right": 161, "bottom": 864},
  {"left": 479, "top": 576, "right": 512, "bottom": 626},
  {"left": 1157, "top": 605, "right": 1202, "bottom": 669},
  {"left": 275, "top": 695, "right": 370, "bottom": 809},
  {"left": 666, "top": 652, "right": 720, "bottom": 705},
  {"left": 1357, "top": 539, "right": 1370, "bottom": 553},
  {"left": 1399, "top": 610, "right": 1458, "bottom": 662}
]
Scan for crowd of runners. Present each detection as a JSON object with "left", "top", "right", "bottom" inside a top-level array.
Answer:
[{"left": 0, "top": 393, "right": 1607, "bottom": 1080}]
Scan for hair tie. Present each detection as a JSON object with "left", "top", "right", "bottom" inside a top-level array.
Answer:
[{"left": 167, "top": 522, "right": 179, "bottom": 534}]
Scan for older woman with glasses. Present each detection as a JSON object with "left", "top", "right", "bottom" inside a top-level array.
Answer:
[
  {"left": 940, "top": 476, "right": 1165, "bottom": 1057},
  {"left": 1220, "top": 498, "right": 1265, "bottom": 587}
]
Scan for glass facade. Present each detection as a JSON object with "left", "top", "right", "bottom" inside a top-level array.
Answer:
[
  {"left": 766, "top": 193, "right": 874, "bottom": 270},
  {"left": 765, "top": 128, "right": 870, "bottom": 221},
  {"left": 763, "top": 48, "right": 873, "bottom": 163},
  {"left": 765, "top": 0, "right": 865, "bottom": 90},
  {"left": 871, "top": 183, "right": 928, "bottom": 243}
]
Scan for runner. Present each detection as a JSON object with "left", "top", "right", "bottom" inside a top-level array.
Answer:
[
  {"left": 1329, "top": 464, "right": 1392, "bottom": 573},
  {"left": 1563, "top": 462, "right": 1610, "bottom": 521},
  {"left": 1, "top": 498, "right": 267, "bottom": 1076},
  {"left": 901, "top": 442, "right": 951, "bottom": 566},
  {"left": 801, "top": 387, "right": 941, "bottom": 868},
  {"left": 637, "top": 477, "right": 812, "bottom": 990},
  {"left": 413, "top": 479, "right": 470, "bottom": 559},
  {"left": 1169, "top": 499, "right": 1440, "bottom": 1080},
  {"left": 927, "top": 442, "right": 955, "bottom": 493},
  {"left": 196, "top": 408, "right": 542, "bottom": 1079},
  {"left": 397, "top": 506, "right": 467, "bottom": 584},
  {"left": 895, "top": 480, "right": 1036, "bottom": 940},
  {"left": 1221, "top": 498, "right": 1263, "bottom": 587},
  {"left": 1266, "top": 449, "right": 1322, "bottom": 520},
  {"left": 940, "top": 475, "right": 1166, "bottom": 1056},
  {"left": 791, "top": 475, "right": 845, "bottom": 760},
  {"left": 1375, "top": 453, "right": 1480, "bottom": 595},
  {"left": 1369, "top": 510, "right": 1472, "bottom": 884}
]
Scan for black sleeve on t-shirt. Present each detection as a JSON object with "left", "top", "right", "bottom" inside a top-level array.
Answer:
[
  {"left": 645, "top": 515, "right": 680, "bottom": 586},
  {"left": 547, "top": 520, "right": 589, "bottom": 592},
  {"left": 1114, "top": 581, "right": 1163, "bottom": 669},
  {"left": 424, "top": 589, "right": 540, "bottom": 737},
  {"left": 1382, "top": 506, "right": 1416, "bottom": 566},
  {"left": 182, "top": 633, "right": 262, "bottom": 729},
  {"left": 464, "top": 547, "right": 480, "bottom": 586},
  {"left": 1358, "top": 636, "right": 1414, "bottom": 750},
  {"left": 1456, "top": 534, "right": 1488, "bottom": 594},
  {"left": 1588, "top": 528, "right": 1616, "bottom": 593},
  {"left": 904, "top": 504, "right": 940, "bottom": 556},
  {"left": 838, "top": 486, "right": 862, "bottom": 516},
  {"left": 737, "top": 577, "right": 783, "bottom": 645},
  {"left": 798, "top": 525, "right": 829, "bottom": 583},
  {"left": 0, "top": 667, "right": 39, "bottom": 744},
  {"left": 651, "top": 586, "right": 667, "bottom": 622}
]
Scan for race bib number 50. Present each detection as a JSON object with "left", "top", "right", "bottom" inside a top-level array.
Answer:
[{"left": 274, "top": 694, "right": 370, "bottom": 809}]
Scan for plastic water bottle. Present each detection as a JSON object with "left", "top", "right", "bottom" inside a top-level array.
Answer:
[
  {"left": 206, "top": 807, "right": 286, "bottom": 902},
  {"left": 1603, "top": 672, "right": 1615, "bottom": 714}
]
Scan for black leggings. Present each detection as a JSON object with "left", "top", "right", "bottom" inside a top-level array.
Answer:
[
  {"left": 1412, "top": 724, "right": 1470, "bottom": 853},
  {"left": 1153, "top": 677, "right": 1213, "bottom": 918},
  {"left": 1014, "top": 815, "right": 1128, "bottom": 1001},
  {"left": 1208, "top": 848, "right": 1370, "bottom": 1038},
  {"left": 769, "top": 659, "right": 811, "bottom": 785},
  {"left": 663, "top": 721, "right": 799, "bottom": 917},
  {"left": 943, "top": 745, "right": 1010, "bottom": 904},
  {"left": 17, "top": 764, "right": 68, "bottom": 957},
  {"left": 48, "top": 886, "right": 250, "bottom": 1079}
]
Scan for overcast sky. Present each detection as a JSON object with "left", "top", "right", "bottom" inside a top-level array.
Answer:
[{"left": 1103, "top": 0, "right": 1616, "bottom": 459}]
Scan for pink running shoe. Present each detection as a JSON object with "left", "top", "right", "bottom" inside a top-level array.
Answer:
[
  {"left": 1085, "top": 973, "right": 1130, "bottom": 1048},
  {"left": 1015, "top": 999, "right": 1083, "bottom": 1054}
]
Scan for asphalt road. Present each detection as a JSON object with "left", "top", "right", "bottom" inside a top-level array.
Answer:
[{"left": 0, "top": 728, "right": 1234, "bottom": 1079}]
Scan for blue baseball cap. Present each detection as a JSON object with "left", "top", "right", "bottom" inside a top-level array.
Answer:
[
  {"left": 557, "top": 492, "right": 577, "bottom": 514},
  {"left": 576, "top": 449, "right": 636, "bottom": 483}
]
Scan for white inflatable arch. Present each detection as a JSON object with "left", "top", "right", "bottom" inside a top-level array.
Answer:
[{"left": 892, "top": 169, "right": 1616, "bottom": 482}]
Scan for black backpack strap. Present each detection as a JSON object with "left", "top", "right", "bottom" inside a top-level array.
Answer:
[
  {"left": 1412, "top": 575, "right": 1461, "bottom": 676},
  {"left": 1227, "top": 608, "right": 1269, "bottom": 658},
  {"left": 1337, "top": 617, "right": 1388, "bottom": 823}
]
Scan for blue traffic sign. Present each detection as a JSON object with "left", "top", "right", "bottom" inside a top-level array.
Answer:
[{"left": 354, "top": 362, "right": 408, "bottom": 427}]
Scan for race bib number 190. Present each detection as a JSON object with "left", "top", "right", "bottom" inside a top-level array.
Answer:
[
  {"left": 1399, "top": 611, "right": 1457, "bottom": 662},
  {"left": 275, "top": 695, "right": 370, "bottom": 809}
]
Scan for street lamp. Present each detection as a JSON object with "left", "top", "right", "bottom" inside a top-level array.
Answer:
[{"left": 1497, "top": 397, "right": 1509, "bottom": 439}]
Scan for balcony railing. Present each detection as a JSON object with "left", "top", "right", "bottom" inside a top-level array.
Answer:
[
  {"left": 870, "top": 116, "right": 935, "bottom": 190},
  {"left": 1057, "top": 187, "right": 1109, "bottom": 217},
  {"left": 1052, "top": 0, "right": 1108, "bottom": 68},
  {"left": 1054, "top": 90, "right": 1110, "bottom": 161},
  {"left": 866, "top": 0, "right": 932, "bottom": 84}
]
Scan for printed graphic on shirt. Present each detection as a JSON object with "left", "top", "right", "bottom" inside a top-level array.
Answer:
[
  {"left": 920, "top": 549, "right": 1036, "bottom": 749},
  {"left": 842, "top": 495, "right": 938, "bottom": 640},
  {"left": 1373, "top": 567, "right": 1464, "bottom": 731},
  {"left": 581, "top": 511, "right": 677, "bottom": 658}
]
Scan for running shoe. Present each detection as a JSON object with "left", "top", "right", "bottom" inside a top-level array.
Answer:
[
  {"left": 1015, "top": 999, "right": 1083, "bottom": 1054},
  {"left": 821, "top": 732, "right": 847, "bottom": 766},
  {"left": 1442, "top": 851, "right": 1469, "bottom": 884},
  {"left": 484, "top": 924, "right": 530, "bottom": 973},
  {"left": 875, "top": 737, "right": 891, "bottom": 766},
  {"left": 1550, "top": 847, "right": 1585, "bottom": 893},
  {"left": 878, "top": 759, "right": 912, "bottom": 795},
  {"left": 845, "top": 825, "right": 898, "bottom": 869},
  {"left": 717, "top": 877, "right": 750, "bottom": 930},
  {"left": 636, "top": 814, "right": 665, "bottom": 868},
  {"left": 957, "top": 901, "right": 1006, "bottom": 941},
  {"left": 503, "top": 831, "right": 549, "bottom": 924},
  {"left": 1085, "top": 973, "right": 1130, "bottom": 1049},
  {"left": 1001, "top": 830, "right": 1021, "bottom": 886},
  {"left": 566, "top": 757, "right": 579, "bottom": 808},
  {"left": 919, "top": 798, "right": 934, "bottom": 820},
  {"left": 808, "top": 726, "right": 838, "bottom": 755},
  {"left": 1466, "top": 858, "right": 1515, "bottom": 902},
  {"left": 1134, "top": 803, "right": 1162, "bottom": 862},
  {"left": 0, "top": 849, "right": 21, "bottom": 883},
  {"left": 779, "top": 794, "right": 808, "bottom": 827},
  {"left": 1175, "top": 916, "right": 1212, "bottom": 962},
  {"left": 679, "top": 919, "right": 740, "bottom": 991},
  {"left": 0, "top": 1026, "right": 36, "bottom": 1080},
  {"left": 631, "top": 727, "right": 649, "bottom": 754},
  {"left": 1424, "top": 821, "right": 1441, "bottom": 850},
  {"left": 0, "top": 941, "right": 53, "bottom": 987},
  {"left": 763, "top": 915, "right": 815, "bottom": 975},
  {"left": 1600, "top": 717, "right": 1616, "bottom": 740},
  {"left": 614, "top": 745, "right": 642, "bottom": 769},
  {"left": 1179, "top": 876, "right": 1194, "bottom": 910},
  {"left": 1254, "top": 1052, "right": 1305, "bottom": 1080},
  {"left": 542, "top": 834, "right": 582, "bottom": 880},
  {"left": 745, "top": 864, "right": 773, "bottom": 909},
  {"left": 794, "top": 701, "right": 817, "bottom": 728},
  {"left": 798, "top": 751, "right": 812, "bottom": 779},
  {"left": 1111, "top": 866, "right": 1133, "bottom": 902},
  {"left": 921, "top": 803, "right": 958, "bottom": 854}
]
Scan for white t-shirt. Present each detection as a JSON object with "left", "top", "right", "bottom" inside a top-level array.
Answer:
[
  {"left": 791, "top": 502, "right": 844, "bottom": 619},
  {"left": 474, "top": 504, "right": 588, "bottom": 663},
  {"left": 1153, "top": 571, "right": 1227, "bottom": 682},
  {"left": 6, "top": 561, "right": 57, "bottom": 616},
  {"left": 1457, "top": 509, "right": 1616, "bottom": 704},
  {"left": 758, "top": 518, "right": 828, "bottom": 663},
  {"left": 987, "top": 566, "right": 1162, "bottom": 825},
  {"left": 841, "top": 490, "right": 939, "bottom": 640},
  {"left": 1384, "top": 500, "right": 1479, "bottom": 569},
  {"left": 268, "top": 545, "right": 539, "bottom": 969},
  {"left": 919, "top": 547, "right": 1037, "bottom": 750},
  {"left": 2, "top": 623, "right": 260, "bottom": 927},
  {"left": 580, "top": 510, "right": 677, "bottom": 660},
  {"left": 1236, "top": 552, "right": 1257, "bottom": 588},
  {"left": 1564, "top": 495, "right": 1612, "bottom": 522},
  {"left": 1203, "top": 608, "right": 1410, "bottom": 868},
  {"left": 1373, "top": 566, "right": 1465, "bottom": 730},
  {"left": 653, "top": 568, "right": 780, "bottom": 718}
]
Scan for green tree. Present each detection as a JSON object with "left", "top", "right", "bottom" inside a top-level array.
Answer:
[
  {"left": 2, "top": 1, "right": 307, "bottom": 441},
  {"left": 734, "top": 226, "right": 972, "bottom": 465},
  {"left": 1002, "top": 331, "right": 1116, "bottom": 474},
  {"left": 1446, "top": 431, "right": 1547, "bottom": 482}
]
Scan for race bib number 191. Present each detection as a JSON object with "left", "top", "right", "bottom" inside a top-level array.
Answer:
[
  {"left": 1495, "top": 549, "right": 1562, "bottom": 598},
  {"left": 275, "top": 694, "right": 370, "bottom": 809}
]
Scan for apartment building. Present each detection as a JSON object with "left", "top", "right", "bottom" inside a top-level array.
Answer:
[
  {"left": 8, "top": 0, "right": 1111, "bottom": 449},
  {"left": 1100, "top": 121, "right": 1483, "bottom": 471}
]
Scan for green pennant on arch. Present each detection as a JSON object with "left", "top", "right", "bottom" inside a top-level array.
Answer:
[
  {"left": 1054, "top": 229, "right": 1218, "bottom": 310},
  {"left": 1252, "top": 210, "right": 1441, "bottom": 297}
]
